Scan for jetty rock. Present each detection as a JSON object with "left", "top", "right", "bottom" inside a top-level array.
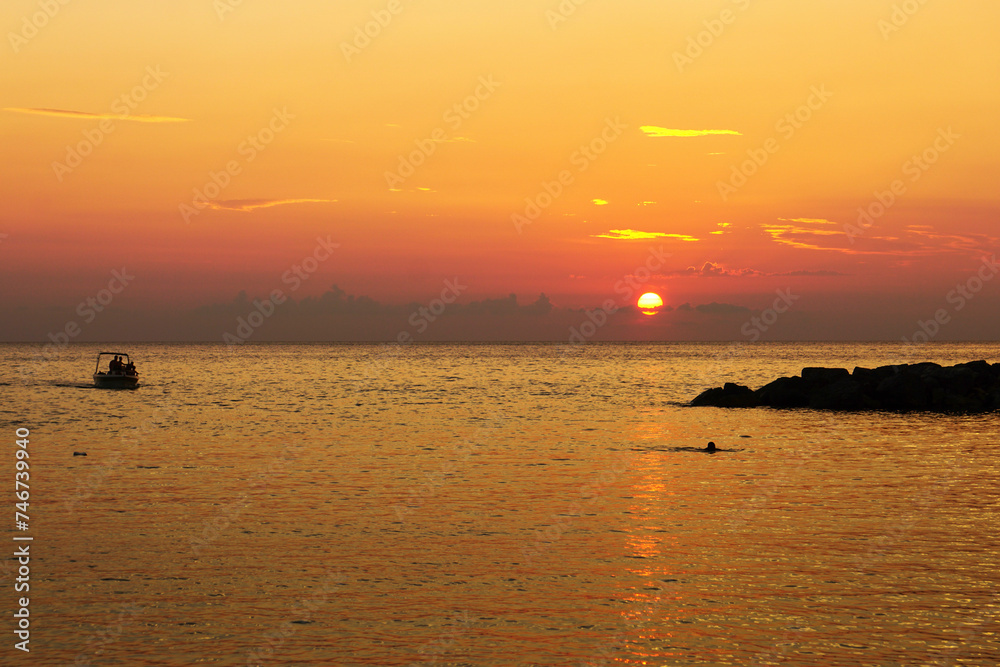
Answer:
[{"left": 691, "top": 360, "right": 1000, "bottom": 413}]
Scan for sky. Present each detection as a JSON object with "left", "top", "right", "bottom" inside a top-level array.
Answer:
[{"left": 1, "top": 0, "right": 998, "bottom": 342}]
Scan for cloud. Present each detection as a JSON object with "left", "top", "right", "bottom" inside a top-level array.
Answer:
[
  {"left": 3, "top": 107, "right": 190, "bottom": 123},
  {"left": 778, "top": 217, "right": 838, "bottom": 226},
  {"left": 592, "top": 229, "right": 699, "bottom": 241},
  {"left": 762, "top": 222, "right": 861, "bottom": 253},
  {"left": 901, "top": 227, "right": 999, "bottom": 255},
  {"left": 695, "top": 302, "right": 752, "bottom": 315},
  {"left": 777, "top": 269, "right": 847, "bottom": 276},
  {"left": 640, "top": 126, "right": 741, "bottom": 138},
  {"left": 675, "top": 262, "right": 764, "bottom": 278},
  {"left": 675, "top": 301, "right": 750, "bottom": 315},
  {"left": 206, "top": 198, "right": 337, "bottom": 213},
  {"left": 763, "top": 218, "right": 1000, "bottom": 257},
  {"left": 661, "top": 261, "right": 845, "bottom": 278}
]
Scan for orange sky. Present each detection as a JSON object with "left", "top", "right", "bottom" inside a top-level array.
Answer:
[{"left": 1, "top": 0, "right": 999, "bottom": 341}]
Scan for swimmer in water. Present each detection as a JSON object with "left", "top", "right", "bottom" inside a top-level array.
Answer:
[{"left": 705, "top": 441, "right": 717, "bottom": 452}]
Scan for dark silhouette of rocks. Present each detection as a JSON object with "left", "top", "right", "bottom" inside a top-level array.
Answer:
[{"left": 691, "top": 360, "right": 1000, "bottom": 413}]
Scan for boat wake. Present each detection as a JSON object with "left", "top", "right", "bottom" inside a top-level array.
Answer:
[
  {"left": 632, "top": 445, "right": 745, "bottom": 453},
  {"left": 49, "top": 381, "right": 99, "bottom": 389}
]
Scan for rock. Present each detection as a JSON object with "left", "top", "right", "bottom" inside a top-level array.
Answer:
[
  {"left": 757, "top": 376, "right": 809, "bottom": 408},
  {"left": 691, "top": 382, "right": 759, "bottom": 408},
  {"left": 809, "top": 378, "right": 872, "bottom": 411},
  {"left": 690, "top": 360, "right": 999, "bottom": 413},
  {"left": 936, "top": 365, "right": 977, "bottom": 392},
  {"left": 876, "top": 370, "right": 930, "bottom": 411},
  {"left": 960, "top": 360, "right": 992, "bottom": 375},
  {"left": 852, "top": 365, "right": 895, "bottom": 385},
  {"left": 802, "top": 367, "right": 851, "bottom": 385}
]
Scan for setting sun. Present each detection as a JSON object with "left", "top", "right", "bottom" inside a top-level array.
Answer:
[{"left": 637, "top": 292, "right": 664, "bottom": 316}]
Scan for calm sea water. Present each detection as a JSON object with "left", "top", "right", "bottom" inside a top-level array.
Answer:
[{"left": 2, "top": 342, "right": 999, "bottom": 666}]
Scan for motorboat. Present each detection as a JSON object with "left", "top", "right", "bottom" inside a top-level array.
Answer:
[{"left": 93, "top": 351, "right": 140, "bottom": 389}]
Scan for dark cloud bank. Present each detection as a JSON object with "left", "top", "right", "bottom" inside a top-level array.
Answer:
[{"left": 2, "top": 285, "right": 766, "bottom": 344}]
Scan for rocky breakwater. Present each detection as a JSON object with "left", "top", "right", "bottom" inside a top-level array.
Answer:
[{"left": 691, "top": 360, "right": 1000, "bottom": 413}]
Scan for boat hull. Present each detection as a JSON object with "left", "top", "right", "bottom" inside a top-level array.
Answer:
[{"left": 94, "top": 374, "right": 139, "bottom": 389}]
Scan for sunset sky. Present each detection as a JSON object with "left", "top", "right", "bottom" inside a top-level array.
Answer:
[{"left": 2, "top": 0, "right": 998, "bottom": 341}]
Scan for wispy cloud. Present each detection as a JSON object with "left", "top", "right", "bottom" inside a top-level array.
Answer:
[
  {"left": 762, "top": 218, "right": 999, "bottom": 257},
  {"left": 778, "top": 217, "right": 838, "bottom": 226},
  {"left": 592, "top": 229, "right": 699, "bottom": 241},
  {"left": 762, "top": 222, "right": 849, "bottom": 252},
  {"left": 676, "top": 301, "right": 751, "bottom": 315},
  {"left": 676, "top": 262, "right": 764, "bottom": 278},
  {"left": 207, "top": 198, "right": 337, "bottom": 213},
  {"left": 662, "top": 261, "right": 845, "bottom": 278},
  {"left": 779, "top": 269, "right": 847, "bottom": 276},
  {"left": 640, "top": 126, "right": 741, "bottom": 138},
  {"left": 3, "top": 107, "right": 190, "bottom": 123}
]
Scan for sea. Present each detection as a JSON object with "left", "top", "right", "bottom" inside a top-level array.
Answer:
[{"left": 2, "top": 342, "right": 998, "bottom": 666}]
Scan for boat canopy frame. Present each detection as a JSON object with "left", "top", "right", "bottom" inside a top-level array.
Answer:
[{"left": 94, "top": 351, "right": 132, "bottom": 375}]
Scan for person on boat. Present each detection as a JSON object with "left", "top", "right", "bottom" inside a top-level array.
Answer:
[
  {"left": 125, "top": 360, "right": 136, "bottom": 375},
  {"left": 109, "top": 356, "right": 120, "bottom": 373}
]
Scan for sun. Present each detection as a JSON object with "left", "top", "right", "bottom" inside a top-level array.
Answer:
[{"left": 637, "top": 292, "right": 663, "bottom": 316}]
